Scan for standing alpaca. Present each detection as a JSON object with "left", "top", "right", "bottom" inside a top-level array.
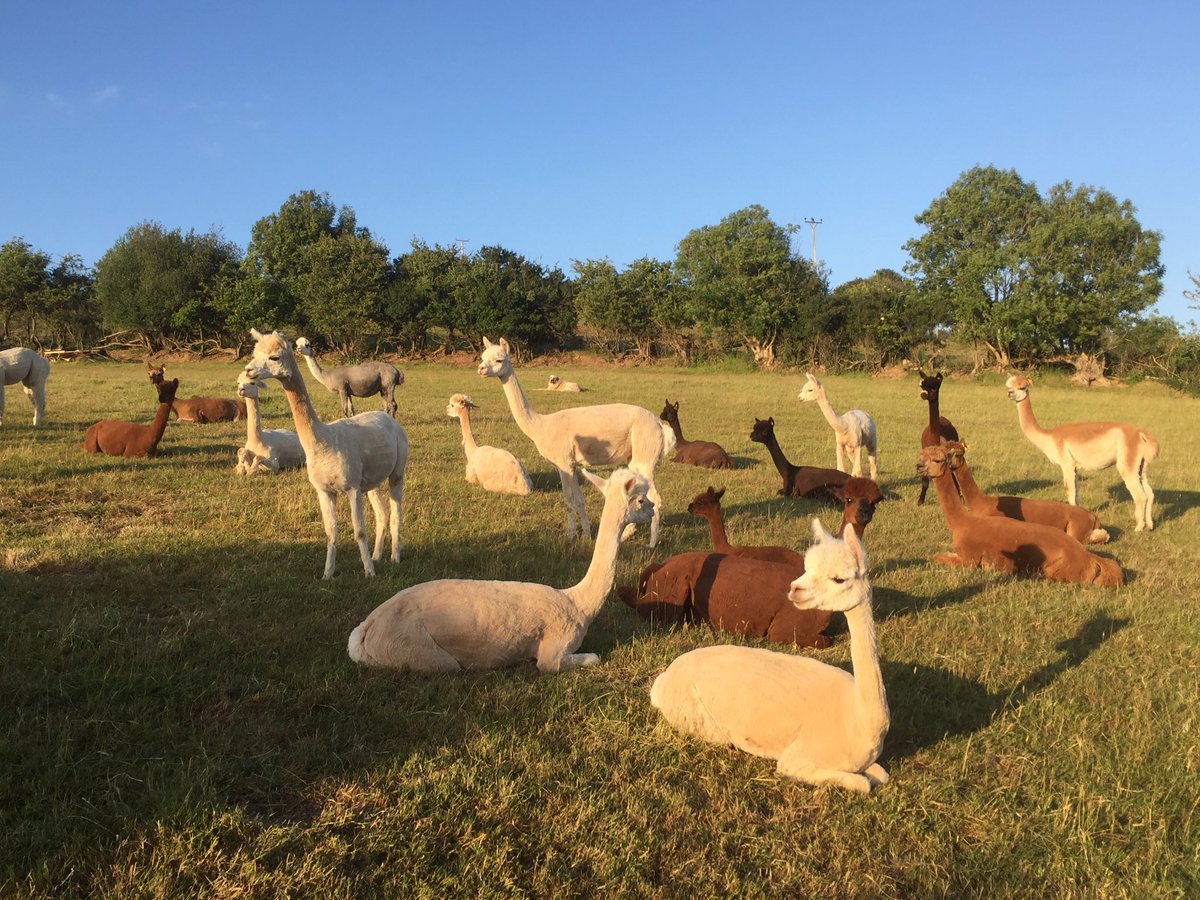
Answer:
[
  {"left": 82, "top": 378, "right": 178, "bottom": 459},
  {"left": 148, "top": 363, "right": 246, "bottom": 423},
  {"left": 348, "top": 468, "right": 653, "bottom": 672},
  {"left": 650, "top": 520, "right": 890, "bottom": 794},
  {"left": 687, "top": 486, "right": 804, "bottom": 567},
  {"left": 0, "top": 347, "right": 50, "bottom": 426},
  {"left": 660, "top": 400, "right": 734, "bottom": 469},
  {"left": 446, "top": 393, "right": 532, "bottom": 496},
  {"left": 944, "top": 441, "right": 1109, "bottom": 544},
  {"left": 916, "top": 369, "right": 959, "bottom": 505},
  {"left": 478, "top": 337, "right": 672, "bottom": 545},
  {"left": 294, "top": 337, "right": 404, "bottom": 418},
  {"left": 234, "top": 373, "right": 305, "bottom": 475},
  {"left": 916, "top": 445, "right": 1123, "bottom": 586},
  {"left": 798, "top": 372, "right": 879, "bottom": 479},
  {"left": 546, "top": 375, "right": 582, "bottom": 392},
  {"left": 244, "top": 330, "right": 407, "bottom": 579},
  {"left": 749, "top": 417, "right": 851, "bottom": 500},
  {"left": 1006, "top": 374, "right": 1159, "bottom": 531}
]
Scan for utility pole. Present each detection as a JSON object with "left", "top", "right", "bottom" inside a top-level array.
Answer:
[
  {"left": 803, "top": 217, "right": 822, "bottom": 266},
  {"left": 455, "top": 238, "right": 469, "bottom": 255}
]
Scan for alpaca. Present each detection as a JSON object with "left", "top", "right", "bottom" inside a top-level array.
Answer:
[
  {"left": 650, "top": 520, "right": 889, "bottom": 794},
  {"left": 0, "top": 347, "right": 50, "bottom": 426},
  {"left": 294, "top": 337, "right": 404, "bottom": 418},
  {"left": 944, "top": 441, "right": 1109, "bottom": 544},
  {"left": 148, "top": 363, "right": 246, "bottom": 423},
  {"left": 916, "top": 369, "right": 959, "bottom": 505},
  {"left": 82, "top": 378, "right": 178, "bottom": 458},
  {"left": 660, "top": 400, "right": 735, "bottom": 469},
  {"left": 749, "top": 417, "right": 851, "bottom": 500},
  {"left": 834, "top": 477, "right": 886, "bottom": 539},
  {"left": 478, "top": 337, "right": 673, "bottom": 545},
  {"left": 244, "top": 330, "right": 407, "bottom": 579},
  {"left": 1006, "top": 374, "right": 1159, "bottom": 531},
  {"left": 234, "top": 373, "right": 306, "bottom": 475},
  {"left": 916, "top": 445, "right": 1123, "bottom": 587},
  {"left": 798, "top": 372, "right": 879, "bottom": 479},
  {"left": 446, "top": 393, "right": 532, "bottom": 496},
  {"left": 348, "top": 468, "right": 653, "bottom": 672},
  {"left": 687, "top": 486, "right": 805, "bottom": 568},
  {"left": 546, "top": 375, "right": 582, "bottom": 392}
]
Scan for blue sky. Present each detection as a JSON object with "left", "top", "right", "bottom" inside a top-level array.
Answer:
[{"left": 2, "top": 1, "right": 1196, "bottom": 323}]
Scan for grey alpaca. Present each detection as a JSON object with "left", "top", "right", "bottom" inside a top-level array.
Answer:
[{"left": 294, "top": 337, "right": 404, "bottom": 418}]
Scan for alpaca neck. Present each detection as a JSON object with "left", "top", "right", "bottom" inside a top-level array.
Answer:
[
  {"left": 813, "top": 388, "right": 845, "bottom": 432},
  {"left": 666, "top": 416, "right": 685, "bottom": 444},
  {"left": 278, "top": 361, "right": 332, "bottom": 451},
  {"left": 844, "top": 599, "right": 889, "bottom": 737},
  {"left": 562, "top": 499, "right": 626, "bottom": 622},
  {"left": 952, "top": 461, "right": 990, "bottom": 507},
  {"left": 456, "top": 410, "right": 479, "bottom": 454},
  {"left": 148, "top": 400, "right": 172, "bottom": 445},
  {"left": 931, "top": 467, "right": 970, "bottom": 528},
  {"left": 700, "top": 508, "right": 732, "bottom": 552},
  {"left": 926, "top": 393, "right": 942, "bottom": 439},
  {"left": 244, "top": 395, "right": 263, "bottom": 442},
  {"left": 1014, "top": 395, "right": 1052, "bottom": 444},
  {"left": 497, "top": 367, "right": 542, "bottom": 439},
  {"left": 762, "top": 432, "right": 794, "bottom": 478},
  {"left": 301, "top": 352, "right": 335, "bottom": 388}
]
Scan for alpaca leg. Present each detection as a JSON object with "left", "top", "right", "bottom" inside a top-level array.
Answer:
[
  {"left": 932, "top": 551, "right": 979, "bottom": 569},
  {"left": 558, "top": 468, "right": 589, "bottom": 539},
  {"left": 24, "top": 382, "right": 45, "bottom": 426},
  {"left": 367, "top": 488, "right": 388, "bottom": 562},
  {"left": 535, "top": 634, "right": 599, "bottom": 672},
  {"left": 0, "top": 382, "right": 5, "bottom": 425},
  {"left": 864, "top": 763, "right": 890, "bottom": 786},
  {"left": 776, "top": 749, "right": 873, "bottom": 794},
  {"left": 317, "top": 490, "right": 340, "bottom": 579},
  {"left": 1062, "top": 464, "right": 1078, "bottom": 505},
  {"left": 1141, "top": 472, "right": 1155, "bottom": 531},
  {"left": 347, "top": 488, "right": 376, "bottom": 577},
  {"left": 835, "top": 439, "right": 847, "bottom": 474},
  {"left": 384, "top": 388, "right": 397, "bottom": 418},
  {"left": 341, "top": 389, "right": 355, "bottom": 418},
  {"left": 867, "top": 446, "right": 878, "bottom": 481},
  {"left": 848, "top": 442, "right": 863, "bottom": 478},
  {"left": 1121, "top": 467, "right": 1149, "bottom": 531},
  {"left": 387, "top": 477, "right": 404, "bottom": 562},
  {"left": 917, "top": 476, "right": 930, "bottom": 505}
]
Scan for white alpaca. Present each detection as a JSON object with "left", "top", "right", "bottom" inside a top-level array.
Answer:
[
  {"left": 0, "top": 347, "right": 50, "bottom": 426},
  {"left": 244, "top": 330, "right": 408, "bottom": 578},
  {"left": 1006, "top": 374, "right": 1160, "bottom": 531},
  {"left": 798, "top": 372, "right": 879, "bottom": 479},
  {"left": 234, "top": 373, "right": 306, "bottom": 475},
  {"left": 650, "top": 519, "right": 889, "bottom": 794},
  {"left": 446, "top": 393, "right": 532, "bottom": 496},
  {"left": 477, "top": 337, "right": 673, "bottom": 545},
  {"left": 348, "top": 468, "right": 653, "bottom": 672},
  {"left": 546, "top": 374, "right": 581, "bottom": 392}
]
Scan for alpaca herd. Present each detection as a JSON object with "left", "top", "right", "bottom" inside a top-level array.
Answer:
[{"left": 14, "top": 333, "right": 1168, "bottom": 793}]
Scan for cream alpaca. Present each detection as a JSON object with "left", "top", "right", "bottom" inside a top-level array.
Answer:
[
  {"left": 348, "top": 468, "right": 652, "bottom": 672},
  {"left": 798, "top": 372, "right": 879, "bottom": 479},
  {"left": 244, "top": 330, "right": 408, "bottom": 578},
  {"left": 650, "top": 520, "right": 889, "bottom": 794},
  {"left": 234, "top": 373, "right": 306, "bottom": 475},
  {"left": 1006, "top": 374, "right": 1159, "bottom": 531},
  {"left": 446, "top": 393, "right": 532, "bottom": 496},
  {"left": 546, "top": 374, "right": 581, "bottom": 392},
  {"left": 478, "top": 337, "right": 673, "bottom": 545},
  {"left": 0, "top": 346, "right": 50, "bottom": 426}
]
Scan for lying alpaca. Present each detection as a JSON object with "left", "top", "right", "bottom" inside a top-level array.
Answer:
[
  {"left": 1006, "top": 374, "right": 1159, "bottom": 531},
  {"left": 798, "top": 372, "right": 879, "bottom": 479},
  {"left": 148, "top": 363, "right": 246, "bottom": 423},
  {"left": 687, "top": 486, "right": 804, "bottom": 568},
  {"left": 916, "top": 445, "right": 1123, "bottom": 587},
  {"left": 835, "top": 477, "right": 886, "bottom": 539},
  {"left": 234, "top": 373, "right": 305, "bottom": 475},
  {"left": 446, "top": 393, "right": 532, "bottom": 496},
  {"left": 479, "top": 337, "right": 672, "bottom": 545},
  {"left": 650, "top": 520, "right": 889, "bottom": 794},
  {"left": 83, "top": 378, "right": 178, "bottom": 458},
  {"left": 0, "top": 346, "right": 50, "bottom": 426},
  {"left": 749, "top": 417, "right": 851, "bottom": 500},
  {"left": 295, "top": 337, "right": 404, "bottom": 418},
  {"left": 945, "top": 442, "right": 1109, "bottom": 544},
  {"left": 244, "top": 330, "right": 407, "bottom": 579},
  {"left": 348, "top": 468, "right": 653, "bottom": 672},
  {"left": 660, "top": 399, "right": 734, "bottom": 469},
  {"left": 546, "top": 374, "right": 582, "bottom": 392},
  {"left": 917, "top": 369, "right": 959, "bottom": 505}
]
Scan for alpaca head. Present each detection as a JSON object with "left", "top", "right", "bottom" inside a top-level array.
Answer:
[
  {"left": 156, "top": 377, "right": 180, "bottom": 404},
  {"left": 147, "top": 363, "right": 165, "bottom": 385},
  {"left": 478, "top": 337, "right": 513, "bottom": 379},
  {"left": 687, "top": 485, "right": 725, "bottom": 516},
  {"left": 797, "top": 372, "right": 823, "bottom": 403},
  {"left": 832, "top": 478, "right": 885, "bottom": 531},
  {"left": 918, "top": 369, "right": 944, "bottom": 401},
  {"left": 788, "top": 519, "right": 870, "bottom": 613},
  {"left": 1006, "top": 374, "right": 1031, "bottom": 403},
  {"left": 236, "top": 372, "right": 264, "bottom": 401},
  {"left": 581, "top": 467, "right": 654, "bottom": 533},
  {"left": 294, "top": 337, "right": 315, "bottom": 358},
  {"left": 659, "top": 399, "right": 681, "bottom": 426},
  {"left": 244, "top": 329, "right": 298, "bottom": 383},
  {"left": 942, "top": 440, "right": 967, "bottom": 471},
  {"left": 914, "top": 445, "right": 952, "bottom": 479},
  {"left": 446, "top": 393, "right": 478, "bottom": 417},
  {"left": 749, "top": 416, "right": 776, "bottom": 444},
  {"left": 548, "top": 374, "right": 561, "bottom": 387}
]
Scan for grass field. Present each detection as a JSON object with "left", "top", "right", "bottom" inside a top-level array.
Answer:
[{"left": 2, "top": 357, "right": 1198, "bottom": 898}]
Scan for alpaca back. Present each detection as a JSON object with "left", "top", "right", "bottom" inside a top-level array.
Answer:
[{"left": 317, "top": 411, "right": 407, "bottom": 488}]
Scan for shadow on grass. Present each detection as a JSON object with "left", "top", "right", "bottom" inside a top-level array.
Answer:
[
  {"left": 989, "top": 477, "right": 1059, "bottom": 495},
  {"left": 1113, "top": 486, "right": 1198, "bottom": 526}
]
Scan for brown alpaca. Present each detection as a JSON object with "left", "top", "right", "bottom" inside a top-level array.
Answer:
[
  {"left": 916, "top": 445, "right": 1123, "bottom": 587},
  {"left": 944, "top": 442, "right": 1110, "bottom": 544},
  {"left": 749, "top": 416, "right": 851, "bottom": 500},
  {"left": 661, "top": 400, "right": 734, "bottom": 469},
  {"left": 148, "top": 363, "right": 245, "bottom": 423},
  {"left": 916, "top": 370, "right": 959, "bottom": 505},
  {"left": 83, "top": 378, "right": 179, "bottom": 458},
  {"left": 834, "top": 477, "right": 886, "bottom": 539},
  {"left": 687, "top": 486, "right": 805, "bottom": 567}
]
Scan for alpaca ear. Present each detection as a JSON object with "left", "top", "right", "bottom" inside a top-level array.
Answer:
[
  {"left": 170, "top": 378, "right": 179, "bottom": 388},
  {"left": 768, "top": 416, "right": 775, "bottom": 425},
  {"left": 581, "top": 468, "right": 606, "bottom": 491},
  {"left": 917, "top": 368, "right": 928, "bottom": 379},
  {"left": 499, "top": 338, "right": 510, "bottom": 353},
  {"left": 482, "top": 336, "right": 493, "bottom": 348},
  {"left": 811, "top": 517, "right": 834, "bottom": 543},
  {"left": 714, "top": 486, "right": 725, "bottom": 500},
  {"left": 250, "top": 328, "right": 264, "bottom": 341},
  {"left": 841, "top": 523, "right": 867, "bottom": 568},
  {"left": 805, "top": 372, "right": 815, "bottom": 381},
  {"left": 623, "top": 476, "right": 637, "bottom": 495}
]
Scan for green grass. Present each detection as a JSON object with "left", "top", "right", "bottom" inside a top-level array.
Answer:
[{"left": 1, "top": 360, "right": 1198, "bottom": 898}]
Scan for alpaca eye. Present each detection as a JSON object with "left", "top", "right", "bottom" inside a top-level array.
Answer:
[
  {"left": 269, "top": 355, "right": 280, "bottom": 361},
  {"left": 831, "top": 577, "right": 846, "bottom": 584}
]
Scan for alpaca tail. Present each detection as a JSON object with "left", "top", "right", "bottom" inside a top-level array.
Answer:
[
  {"left": 347, "top": 620, "right": 372, "bottom": 664},
  {"left": 1139, "top": 432, "right": 1160, "bottom": 464},
  {"left": 659, "top": 421, "right": 677, "bottom": 458},
  {"left": 1087, "top": 527, "right": 1110, "bottom": 544}
]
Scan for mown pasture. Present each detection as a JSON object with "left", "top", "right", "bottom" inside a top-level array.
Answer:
[{"left": 1, "top": 358, "right": 1197, "bottom": 898}]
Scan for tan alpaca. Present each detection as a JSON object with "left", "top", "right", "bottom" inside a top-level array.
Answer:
[
  {"left": 244, "top": 330, "right": 407, "bottom": 579},
  {"left": 798, "top": 372, "right": 879, "bottom": 478},
  {"left": 916, "top": 445, "right": 1123, "bottom": 587},
  {"left": 1005, "top": 374, "right": 1159, "bottom": 530},
  {"left": 546, "top": 374, "right": 582, "bottom": 392},
  {"left": 478, "top": 337, "right": 673, "bottom": 545},
  {"left": 446, "top": 393, "right": 532, "bottom": 496},
  {"left": 234, "top": 373, "right": 305, "bottom": 475},
  {"left": 650, "top": 520, "right": 890, "bottom": 794},
  {"left": 348, "top": 469, "right": 652, "bottom": 673}
]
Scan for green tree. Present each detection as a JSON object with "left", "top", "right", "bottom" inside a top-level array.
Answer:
[
  {"left": 831, "top": 269, "right": 932, "bottom": 367},
  {"left": 453, "top": 246, "right": 573, "bottom": 351},
  {"left": 0, "top": 237, "right": 51, "bottom": 341},
  {"left": 38, "top": 255, "right": 96, "bottom": 349},
  {"left": 380, "top": 241, "right": 464, "bottom": 352},
  {"left": 1184, "top": 270, "right": 1199, "bottom": 310},
  {"left": 294, "top": 232, "right": 390, "bottom": 351}
]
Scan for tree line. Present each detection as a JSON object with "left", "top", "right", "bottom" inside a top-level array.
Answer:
[{"left": 2, "top": 169, "right": 1197, "bottom": 389}]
